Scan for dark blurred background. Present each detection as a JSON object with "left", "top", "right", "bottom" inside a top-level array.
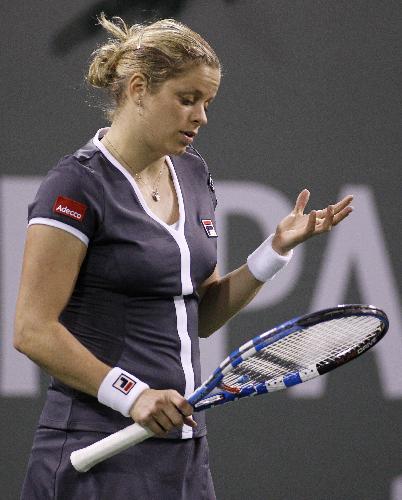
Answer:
[{"left": 1, "top": 1, "right": 401, "bottom": 498}]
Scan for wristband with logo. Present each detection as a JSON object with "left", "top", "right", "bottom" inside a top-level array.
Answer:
[
  {"left": 97, "top": 367, "right": 150, "bottom": 417},
  {"left": 247, "top": 234, "right": 293, "bottom": 283}
]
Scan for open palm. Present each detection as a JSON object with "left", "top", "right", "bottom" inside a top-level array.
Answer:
[{"left": 272, "top": 189, "right": 353, "bottom": 255}]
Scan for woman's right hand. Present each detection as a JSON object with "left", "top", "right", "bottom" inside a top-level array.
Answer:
[{"left": 130, "top": 389, "right": 196, "bottom": 436}]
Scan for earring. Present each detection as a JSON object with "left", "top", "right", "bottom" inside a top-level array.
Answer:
[{"left": 137, "top": 98, "right": 143, "bottom": 116}]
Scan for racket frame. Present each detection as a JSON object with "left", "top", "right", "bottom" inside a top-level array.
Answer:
[
  {"left": 190, "top": 304, "right": 388, "bottom": 410},
  {"left": 70, "top": 304, "right": 388, "bottom": 472}
]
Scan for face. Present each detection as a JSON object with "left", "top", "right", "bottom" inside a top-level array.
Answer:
[{"left": 138, "top": 64, "right": 221, "bottom": 156}]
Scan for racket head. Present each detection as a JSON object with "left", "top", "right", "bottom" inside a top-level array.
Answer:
[{"left": 190, "top": 304, "right": 388, "bottom": 411}]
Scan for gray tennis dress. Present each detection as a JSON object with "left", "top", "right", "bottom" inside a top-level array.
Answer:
[{"left": 21, "top": 128, "right": 218, "bottom": 499}]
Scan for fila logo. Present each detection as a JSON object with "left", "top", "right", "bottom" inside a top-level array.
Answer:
[
  {"left": 201, "top": 219, "right": 217, "bottom": 238},
  {"left": 113, "top": 374, "right": 136, "bottom": 395},
  {"left": 53, "top": 196, "right": 87, "bottom": 221}
]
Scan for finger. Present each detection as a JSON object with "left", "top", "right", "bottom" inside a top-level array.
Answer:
[
  {"left": 164, "top": 404, "right": 197, "bottom": 429},
  {"left": 315, "top": 195, "right": 353, "bottom": 219},
  {"left": 314, "top": 208, "right": 326, "bottom": 219},
  {"left": 320, "top": 205, "right": 334, "bottom": 232},
  {"left": 332, "top": 205, "right": 353, "bottom": 226},
  {"left": 314, "top": 206, "right": 333, "bottom": 234},
  {"left": 154, "top": 411, "right": 175, "bottom": 433},
  {"left": 146, "top": 417, "right": 168, "bottom": 436},
  {"left": 163, "top": 405, "right": 187, "bottom": 428},
  {"left": 169, "top": 391, "right": 193, "bottom": 418},
  {"left": 332, "top": 195, "right": 353, "bottom": 215},
  {"left": 293, "top": 189, "right": 310, "bottom": 215},
  {"left": 183, "top": 416, "right": 197, "bottom": 428},
  {"left": 305, "top": 210, "right": 317, "bottom": 234}
]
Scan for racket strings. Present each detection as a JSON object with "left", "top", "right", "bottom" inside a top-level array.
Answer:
[{"left": 222, "top": 315, "right": 381, "bottom": 389}]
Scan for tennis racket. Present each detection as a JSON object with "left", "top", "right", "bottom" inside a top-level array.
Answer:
[{"left": 70, "top": 304, "right": 388, "bottom": 472}]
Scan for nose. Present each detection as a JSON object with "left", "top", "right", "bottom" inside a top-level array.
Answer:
[{"left": 193, "top": 104, "right": 208, "bottom": 126}]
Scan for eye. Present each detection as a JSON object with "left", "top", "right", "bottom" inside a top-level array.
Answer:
[{"left": 180, "top": 97, "right": 194, "bottom": 106}]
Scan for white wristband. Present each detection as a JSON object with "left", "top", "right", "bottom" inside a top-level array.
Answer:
[
  {"left": 247, "top": 234, "right": 293, "bottom": 283},
  {"left": 97, "top": 367, "right": 150, "bottom": 417}
]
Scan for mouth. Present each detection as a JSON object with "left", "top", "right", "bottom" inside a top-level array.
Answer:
[{"left": 179, "top": 130, "right": 197, "bottom": 145}]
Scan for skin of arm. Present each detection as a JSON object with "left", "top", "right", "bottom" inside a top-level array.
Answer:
[
  {"left": 197, "top": 264, "right": 263, "bottom": 338},
  {"left": 14, "top": 191, "right": 351, "bottom": 432},
  {"left": 13, "top": 225, "right": 111, "bottom": 396},
  {"left": 14, "top": 225, "right": 194, "bottom": 435},
  {"left": 197, "top": 190, "right": 354, "bottom": 338}
]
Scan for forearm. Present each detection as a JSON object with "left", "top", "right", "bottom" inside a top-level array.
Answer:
[
  {"left": 198, "top": 264, "right": 264, "bottom": 338},
  {"left": 14, "top": 319, "right": 110, "bottom": 397}
]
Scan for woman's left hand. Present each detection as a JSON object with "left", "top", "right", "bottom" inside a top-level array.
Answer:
[{"left": 271, "top": 189, "right": 353, "bottom": 255}]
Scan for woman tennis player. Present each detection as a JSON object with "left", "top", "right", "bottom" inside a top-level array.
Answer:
[{"left": 14, "top": 14, "right": 353, "bottom": 499}]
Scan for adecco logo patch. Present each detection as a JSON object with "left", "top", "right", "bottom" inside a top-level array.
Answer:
[{"left": 53, "top": 195, "right": 87, "bottom": 221}]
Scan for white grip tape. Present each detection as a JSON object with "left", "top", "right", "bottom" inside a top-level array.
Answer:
[
  {"left": 97, "top": 367, "right": 149, "bottom": 417},
  {"left": 247, "top": 234, "right": 293, "bottom": 282},
  {"left": 70, "top": 422, "right": 154, "bottom": 472}
]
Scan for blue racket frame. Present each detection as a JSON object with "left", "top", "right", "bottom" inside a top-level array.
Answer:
[
  {"left": 189, "top": 304, "right": 388, "bottom": 411},
  {"left": 69, "top": 304, "right": 389, "bottom": 473}
]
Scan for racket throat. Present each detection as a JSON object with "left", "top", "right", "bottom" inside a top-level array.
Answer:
[{"left": 194, "top": 384, "right": 259, "bottom": 411}]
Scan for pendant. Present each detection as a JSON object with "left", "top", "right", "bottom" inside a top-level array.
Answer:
[{"left": 152, "top": 190, "right": 161, "bottom": 202}]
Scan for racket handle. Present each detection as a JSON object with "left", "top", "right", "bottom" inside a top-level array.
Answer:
[{"left": 70, "top": 423, "right": 154, "bottom": 472}]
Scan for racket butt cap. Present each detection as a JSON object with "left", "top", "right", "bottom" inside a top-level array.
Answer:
[{"left": 70, "top": 450, "right": 92, "bottom": 473}]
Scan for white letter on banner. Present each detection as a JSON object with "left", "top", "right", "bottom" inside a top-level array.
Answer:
[
  {"left": 0, "top": 176, "right": 41, "bottom": 396},
  {"left": 292, "top": 185, "right": 402, "bottom": 398},
  {"left": 199, "top": 181, "right": 304, "bottom": 380},
  {"left": 390, "top": 476, "right": 402, "bottom": 500}
]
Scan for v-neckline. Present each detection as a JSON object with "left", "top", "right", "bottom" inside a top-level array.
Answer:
[{"left": 93, "top": 128, "right": 184, "bottom": 234}]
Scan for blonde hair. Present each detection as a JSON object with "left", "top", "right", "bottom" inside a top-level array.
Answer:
[{"left": 87, "top": 13, "right": 221, "bottom": 120}]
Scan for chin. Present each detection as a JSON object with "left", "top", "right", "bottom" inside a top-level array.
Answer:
[{"left": 169, "top": 144, "right": 188, "bottom": 156}]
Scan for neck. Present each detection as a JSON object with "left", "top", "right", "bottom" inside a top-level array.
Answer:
[{"left": 103, "top": 119, "right": 165, "bottom": 178}]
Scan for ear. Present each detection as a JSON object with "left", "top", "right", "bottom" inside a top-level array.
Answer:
[{"left": 127, "top": 72, "right": 149, "bottom": 101}]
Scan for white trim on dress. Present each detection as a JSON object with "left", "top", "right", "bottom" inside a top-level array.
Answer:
[
  {"left": 93, "top": 128, "right": 195, "bottom": 439},
  {"left": 28, "top": 217, "right": 89, "bottom": 246}
]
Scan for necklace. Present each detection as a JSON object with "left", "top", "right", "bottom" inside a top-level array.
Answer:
[
  {"left": 103, "top": 136, "right": 165, "bottom": 202},
  {"left": 134, "top": 170, "right": 164, "bottom": 202}
]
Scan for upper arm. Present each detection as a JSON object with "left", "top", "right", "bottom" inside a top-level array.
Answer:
[
  {"left": 15, "top": 225, "right": 87, "bottom": 335},
  {"left": 16, "top": 158, "right": 103, "bottom": 333}
]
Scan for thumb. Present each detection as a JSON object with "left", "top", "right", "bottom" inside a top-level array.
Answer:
[
  {"left": 183, "top": 415, "right": 197, "bottom": 428},
  {"left": 293, "top": 188, "right": 310, "bottom": 214}
]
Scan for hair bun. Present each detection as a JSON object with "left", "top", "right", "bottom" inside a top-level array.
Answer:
[
  {"left": 87, "top": 42, "right": 121, "bottom": 88},
  {"left": 87, "top": 13, "right": 144, "bottom": 89}
]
